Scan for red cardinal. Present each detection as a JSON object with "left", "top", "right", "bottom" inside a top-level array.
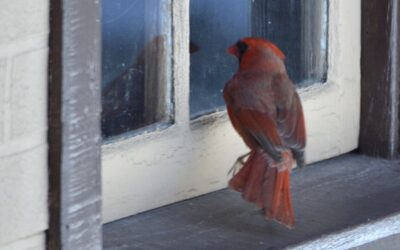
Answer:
[{"left": 223, "top": 37, "right": 306, "bottom": 228}]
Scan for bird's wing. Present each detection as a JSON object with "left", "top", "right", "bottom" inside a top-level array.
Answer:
[
  {"left": 273, "top": 75, "right": 306, "bottom": 166},
  {"left": 224, "top": 76, "right": 285, "bottom": 161},
  {"left": 224, "top": 74, "right": 306, "bottom": 163},
  {"left": 276, "top": 93, "right": 306, "bottom": 149}
]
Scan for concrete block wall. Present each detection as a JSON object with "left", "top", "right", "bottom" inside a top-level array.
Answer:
[{"left": 0, "top": 1, "right": 49, "bottom": 249}]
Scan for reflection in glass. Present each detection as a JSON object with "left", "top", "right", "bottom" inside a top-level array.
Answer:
[
  {"left": 102, "top": 0, "right": 172, "bottom": 139},
  {"left": 190, "top": 0, "right": 328, "bottom": 118}
]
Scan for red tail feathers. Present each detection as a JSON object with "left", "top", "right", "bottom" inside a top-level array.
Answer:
[{"left": 229, "top": 149, "right": 295, "bottom": 228}]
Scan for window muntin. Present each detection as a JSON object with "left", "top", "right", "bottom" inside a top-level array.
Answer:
[
  {"left": 189, "top": 0, "right": 328, "bottom": 118},
  {"left": 101, "top": 0, "right": 172, "bottom": 139}
]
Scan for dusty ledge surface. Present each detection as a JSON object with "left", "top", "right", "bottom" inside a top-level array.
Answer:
[{"left": 103, "top": 153, "right": 400, "bottom": 249}]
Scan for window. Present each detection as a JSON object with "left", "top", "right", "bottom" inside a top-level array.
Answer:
[
  {"left": 102, "top": 0, "right": 172, "bottom": 139},
  {"left": 190, "top": 0, "right": 328, "bottom": 117},
  {"left": 102, "top": 1, "right": 361, "bottom": 223}
]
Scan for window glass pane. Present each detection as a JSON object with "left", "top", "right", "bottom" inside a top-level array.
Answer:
[
  {"left": 102, "top": 0, "right": 172, "bottom": 139},
  {"left": 190, "top": 0, "right": 328, "bottom": 118}
]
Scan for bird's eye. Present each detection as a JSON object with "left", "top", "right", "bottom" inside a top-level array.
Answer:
[{"left": 236, "top": 41, "right": 249, "bottom": 55}]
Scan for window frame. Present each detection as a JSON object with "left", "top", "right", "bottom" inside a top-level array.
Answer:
[
  {"left": 360, "top": 0, "right": 400, "bottom": 158},
  {"left": 101, "top": 0, "right": 362, "bottom": 223},
  {"left": 101, "top": 0, "right": 174, "bottom": 140}
]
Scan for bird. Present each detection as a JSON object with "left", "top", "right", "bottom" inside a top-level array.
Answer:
[{"left": 223, "top": 37, "right": 306, "bottom": 228}]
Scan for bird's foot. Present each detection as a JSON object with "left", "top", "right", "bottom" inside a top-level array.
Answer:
[{"left": 228, "top": 152, "right": 250, "bottom": 176}]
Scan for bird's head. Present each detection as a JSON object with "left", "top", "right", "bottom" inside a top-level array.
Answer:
[{"left": 228, "top": 37, "right": 286, "bottom": 71}]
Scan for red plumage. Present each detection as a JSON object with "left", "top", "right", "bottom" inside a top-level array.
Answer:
[{"left": 224, "top": 37, "right": 306, "bottom": 228}]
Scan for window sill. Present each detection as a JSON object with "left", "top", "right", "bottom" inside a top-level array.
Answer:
[{"left": 103, "top": 153, "right": 400, "bottom": 249}]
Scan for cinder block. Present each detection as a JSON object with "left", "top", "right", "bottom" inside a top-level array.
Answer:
[
  {"left": 0, "top": 1, "right": 49, "bottom": 45},
  {"left": 10, "top": 49, "right": 47, "bottom": 140},
  {"left": 0, "top": 145, "right": 48, "bottom": 246},
  {"left": 0, "top": 233, "right": 45, "bottom": 250},
  {"left": 0, "top": 59, "right": 7, "bottom": 143}
]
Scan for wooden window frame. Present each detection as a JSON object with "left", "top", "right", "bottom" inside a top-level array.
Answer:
[
  {"left": 360, "top": 0, "right": 400, "bottom": 159},
  {"left": 102, "top": 0, "right": 361, "bottom": 223}
]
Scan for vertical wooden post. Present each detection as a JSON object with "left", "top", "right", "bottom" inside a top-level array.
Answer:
[
  {"left": 48, "top": 0, "right": 102, "bottom": 249},
  {"left": 360, "top": 0, "right": 400, "bottom": 159}
]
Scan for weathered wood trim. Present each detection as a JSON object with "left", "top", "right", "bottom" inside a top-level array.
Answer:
[
  {"left": 47, "top": 0, "right": 102, "bottom": 249},
  {"left": 360, "top": 0, "right": 400, "bottom": 159}
]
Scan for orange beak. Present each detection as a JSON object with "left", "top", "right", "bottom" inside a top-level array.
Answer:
[{"left": 228, "top": 45, "right": 240, "bottom": 58}]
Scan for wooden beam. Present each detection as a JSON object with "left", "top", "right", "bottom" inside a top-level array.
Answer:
[
  {"left": 47, "top": 0, "right": 102, "bottom": 249},
  {"left": 360, "top": 0, "right": 400, "bottom": 159}
]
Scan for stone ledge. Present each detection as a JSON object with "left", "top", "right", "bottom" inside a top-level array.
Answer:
[{"left": 103, "top": 153, "right": 400, "bottom": 249}]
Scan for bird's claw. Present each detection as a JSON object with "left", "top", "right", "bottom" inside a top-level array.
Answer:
[{"left": 228, "top": 152, "right": 250, "bottom": 176}]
